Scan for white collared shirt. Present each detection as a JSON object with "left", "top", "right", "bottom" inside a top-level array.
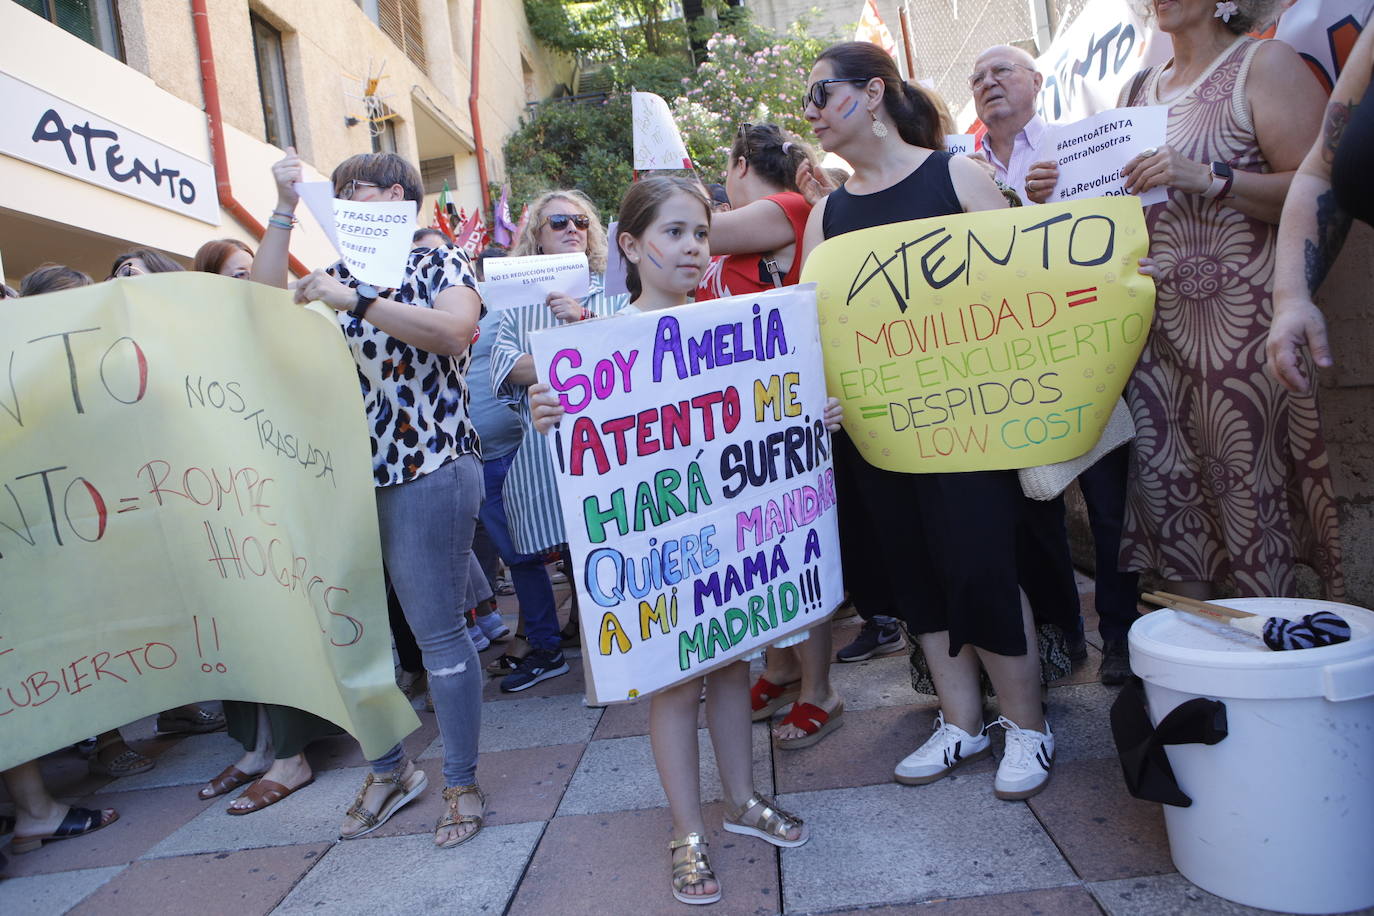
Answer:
[{"left": 980, "top": 114, "right": 1048, "bottom": 202}]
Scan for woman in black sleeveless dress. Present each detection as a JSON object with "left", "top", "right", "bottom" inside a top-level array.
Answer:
[{"left": 799, "top": 42, "right": 1061, "bottom": 801}]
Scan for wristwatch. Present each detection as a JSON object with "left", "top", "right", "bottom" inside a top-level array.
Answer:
[
  {"left": 1203, "top": 161, "right": 1234, "bottom": 200},
  {"left": 350, "top": 284, "right": 380, "bottom": 320}
]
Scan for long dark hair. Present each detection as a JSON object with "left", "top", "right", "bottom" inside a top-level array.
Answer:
[
  {"left": 615, "top": 177, "right": 710, "bottom": 300},
  {"left": 729, "top": 124, "right": 814, "bottom": 193},
  {"left": 816, "top": 41, "right": 951, "bottom": 151}
]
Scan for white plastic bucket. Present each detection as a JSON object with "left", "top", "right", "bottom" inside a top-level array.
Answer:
[{"left": 1129, "top": 597, "right": 1374, "bottom": 915}]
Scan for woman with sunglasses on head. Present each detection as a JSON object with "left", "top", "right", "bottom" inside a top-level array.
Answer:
[
  {"left": 488, "top": 190, "right": 627, "bottom": 692},
  {"left": 107, "top": 247, "right": 183, "bottom": 278},
  {"left": 256, "top": 148, "right": 491, "bottom": 848},
  {"left": 799, "top": 41, "right": 1066, "bottom": 802},
  {"left": 690, "top": 124, "right": 851, "bottom": 750}
]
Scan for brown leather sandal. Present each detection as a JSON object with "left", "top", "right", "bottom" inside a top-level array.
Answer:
[{"left": 227, "top": 777, "right": 314, "bottom": 815}]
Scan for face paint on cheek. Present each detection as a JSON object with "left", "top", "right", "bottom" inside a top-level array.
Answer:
[
  {"left": 645, "top": 242, "right": 665, "bottom": 269},
  {"left": 842, "top": 99, "right": 860, "bottom": 119}
]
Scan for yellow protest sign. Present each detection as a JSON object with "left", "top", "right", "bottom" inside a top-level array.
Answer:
[
  {"left": 800, "top": 197, "right": 1154, "bottom": 472},
  {"left": 0, "top": 273, "right": 418, "bottom": 770}
]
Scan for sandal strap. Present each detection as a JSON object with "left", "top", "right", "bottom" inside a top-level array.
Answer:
[
  {"left": 779, "top": 702, "right": 829, "bottom": 734},
  {"left": 728, "top": 793, "right": 803, "bottom": 840},
  {"left": 437, "top": 784, "right": 486, "bottom": 830}
]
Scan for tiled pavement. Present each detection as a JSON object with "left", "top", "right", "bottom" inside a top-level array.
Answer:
[{"left": 3, "top": 575, "right": 1366, "bottom": 915}]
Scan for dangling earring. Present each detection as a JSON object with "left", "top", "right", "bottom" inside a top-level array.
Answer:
[{"left": 871, "top": 112, "right": 889, "bottom": 139}]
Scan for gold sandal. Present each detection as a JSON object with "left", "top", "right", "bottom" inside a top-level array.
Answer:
[
  {"left": 669, "top": 833, "right": 722, "bottom": 905},
  {"left": 339, "top": 764, "right": 428, "bottom": 840},
  {"left": 723, "top": 793, "right": 809, "bottom": 848},
  {"left": 435, "top": 784, "right": 486, "bottom": 848}
]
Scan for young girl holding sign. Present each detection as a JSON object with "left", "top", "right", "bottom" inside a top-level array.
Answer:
[{"left": 530, "top": 177, "right": 840, "bottom": 906}]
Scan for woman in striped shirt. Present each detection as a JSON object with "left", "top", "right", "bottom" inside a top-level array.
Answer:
[{"left": 489, "top": 190, "right": 629, "bottom": 687}]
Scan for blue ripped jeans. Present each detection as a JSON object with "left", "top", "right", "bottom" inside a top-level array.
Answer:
[{"left": 370, "top": 454, "right": 484, "bottom": 787}]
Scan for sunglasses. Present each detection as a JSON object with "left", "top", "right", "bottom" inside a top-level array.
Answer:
[
  {"left": 805, "top": 78, "right": 871, "bottom": 111},
  {"left": 337, "top": 179, "right": 379, "bottom": 200},
  {"left": 114, "top": 261, "right": 144, "bottom": 277},
  {"left": 544, "top": 213, "right": 590, "bottom": 231}
]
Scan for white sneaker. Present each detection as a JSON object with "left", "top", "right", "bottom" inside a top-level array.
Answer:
[
  {"left": 475, "top": 610, "right": 511, "bottom": 641},
  {"left": 467, "top": 623, "right": 490, "bottom": 652},
  {"left": 894, "top": 712, "right": 991, "bottom": 785},
  {"left": 993, "top": 716, "right": 1054, "bottom": 800}
]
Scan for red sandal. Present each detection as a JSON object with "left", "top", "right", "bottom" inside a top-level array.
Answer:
[
  {"left": 773, "top": 700, "right": 845, "bottom": 749},
  {"left": 750, "top": 676, "right": 800, "bottom": 722}
]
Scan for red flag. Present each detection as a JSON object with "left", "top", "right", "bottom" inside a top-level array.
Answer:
[{"left": 433, "top": 201, "right": 454, "bottom": 241}]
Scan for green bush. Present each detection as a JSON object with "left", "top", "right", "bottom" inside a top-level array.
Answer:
[{"left": 504, "top": 95, "right": 636, "bottom": 220}]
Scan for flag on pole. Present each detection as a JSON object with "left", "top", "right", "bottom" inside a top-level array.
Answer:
[
  {"left": 512, "top": 204, "right": 530, "bottom": 246},
  {"left": 855, "top": 0, "right": 898, "bottom": 58},
  {"left": 493, "top": 185, "right": 518, "bottom": 247}
]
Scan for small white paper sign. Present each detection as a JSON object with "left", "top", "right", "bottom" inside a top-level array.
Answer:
[
  {"left": 1041, "top": 106, "right": 1169, "bottom": 208},
  {"left": 604, "top": 220, "right": 629, "bottom": 298},
  {"left": 632, "top": 92, "right": 693, "bottom": 171},
  {"left": 295, "top": 180, "right": 416, "bottom": 290},
  {"left": 480, "top": 252, "right": 590, "bottom": 311},
  {"left": 944, "top": 134, "right": 977, "bottom": 156}
]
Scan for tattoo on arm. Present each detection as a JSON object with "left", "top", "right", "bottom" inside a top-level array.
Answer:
[
  {"left": 1304, "top": 189, "right": 1352, "bottom": 295},
  {"left": 1320, "top": 99, "right": 1356, "bottom": 165}
]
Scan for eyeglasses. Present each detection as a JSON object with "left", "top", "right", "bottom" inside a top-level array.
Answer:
[
  {"left": 805, "top": 78, "right": 871, "bottom": 111},
  {"left": 337, "top": 179, "right": 379, "bottom": 200},
  {"left": 114, "top": 261, "right": 143, "bottom": 277},
  {"left": 969, "top": 64, "right": 1032, "bottom": 90},
  {"left": 544, "top": 213, "right": 590, "bottom": 231}
]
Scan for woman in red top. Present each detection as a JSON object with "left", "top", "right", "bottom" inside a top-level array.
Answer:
[
  {"left": 692, "top": 124, "right": 847, "bottom": 751},
  {"left": 696, "top": 123, "right": 813, "bottom": 300}
]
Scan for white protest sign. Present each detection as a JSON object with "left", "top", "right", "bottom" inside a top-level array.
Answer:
[
  {"left": 1042, "top": 105, "right": 1168, "bottom": 207},
  {"left": 632, "top": 91, "right": 693, "bottom": 171},
  {"left": 944, "top": 134, "right": 977, "bottom": 156},
  {"left": 295, "top": 181, "right": 415, "bottom": 290},
  {"left": 604, "top": 220, "right": 629, "bottom": 298},
  {"left": 529, "top": 285, "right": 843, "bottom": 703},
  {"left": 480, "top": 252, "right": 590, "bottom": 311},
  {"left": 1034, "top": 0, "right": 1170, "bottom": 123}
]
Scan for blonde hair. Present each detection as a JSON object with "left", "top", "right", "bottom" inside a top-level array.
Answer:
[{"left": 510, "top": 189, "right": 608, "bottom": 274}]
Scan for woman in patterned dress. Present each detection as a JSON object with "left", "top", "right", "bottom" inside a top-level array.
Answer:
[{"left": 1112, "top": 0, "right": 1344, "bottom": 600}]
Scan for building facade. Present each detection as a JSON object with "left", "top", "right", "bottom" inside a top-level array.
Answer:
[{"left": 0, "top": 0, "right": 572, "bottom": 282}]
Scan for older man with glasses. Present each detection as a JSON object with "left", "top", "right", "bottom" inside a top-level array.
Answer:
[
  {"left": 968, "top": 45, "right": 1056, "bottom": 203},
  {"left": 968, "top": 44, "right": 1142, "bottom": 686}
]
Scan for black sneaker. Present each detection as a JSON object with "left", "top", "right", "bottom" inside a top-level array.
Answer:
[
  {"left": 836, "top": 617, "right": 904, "bottom": 663},
  {"left": 1099, "top": 639, "right": 1132, "bottom": 686},
  {"left": 500, "top": 648, "right": 570, "bottom": 693}
]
